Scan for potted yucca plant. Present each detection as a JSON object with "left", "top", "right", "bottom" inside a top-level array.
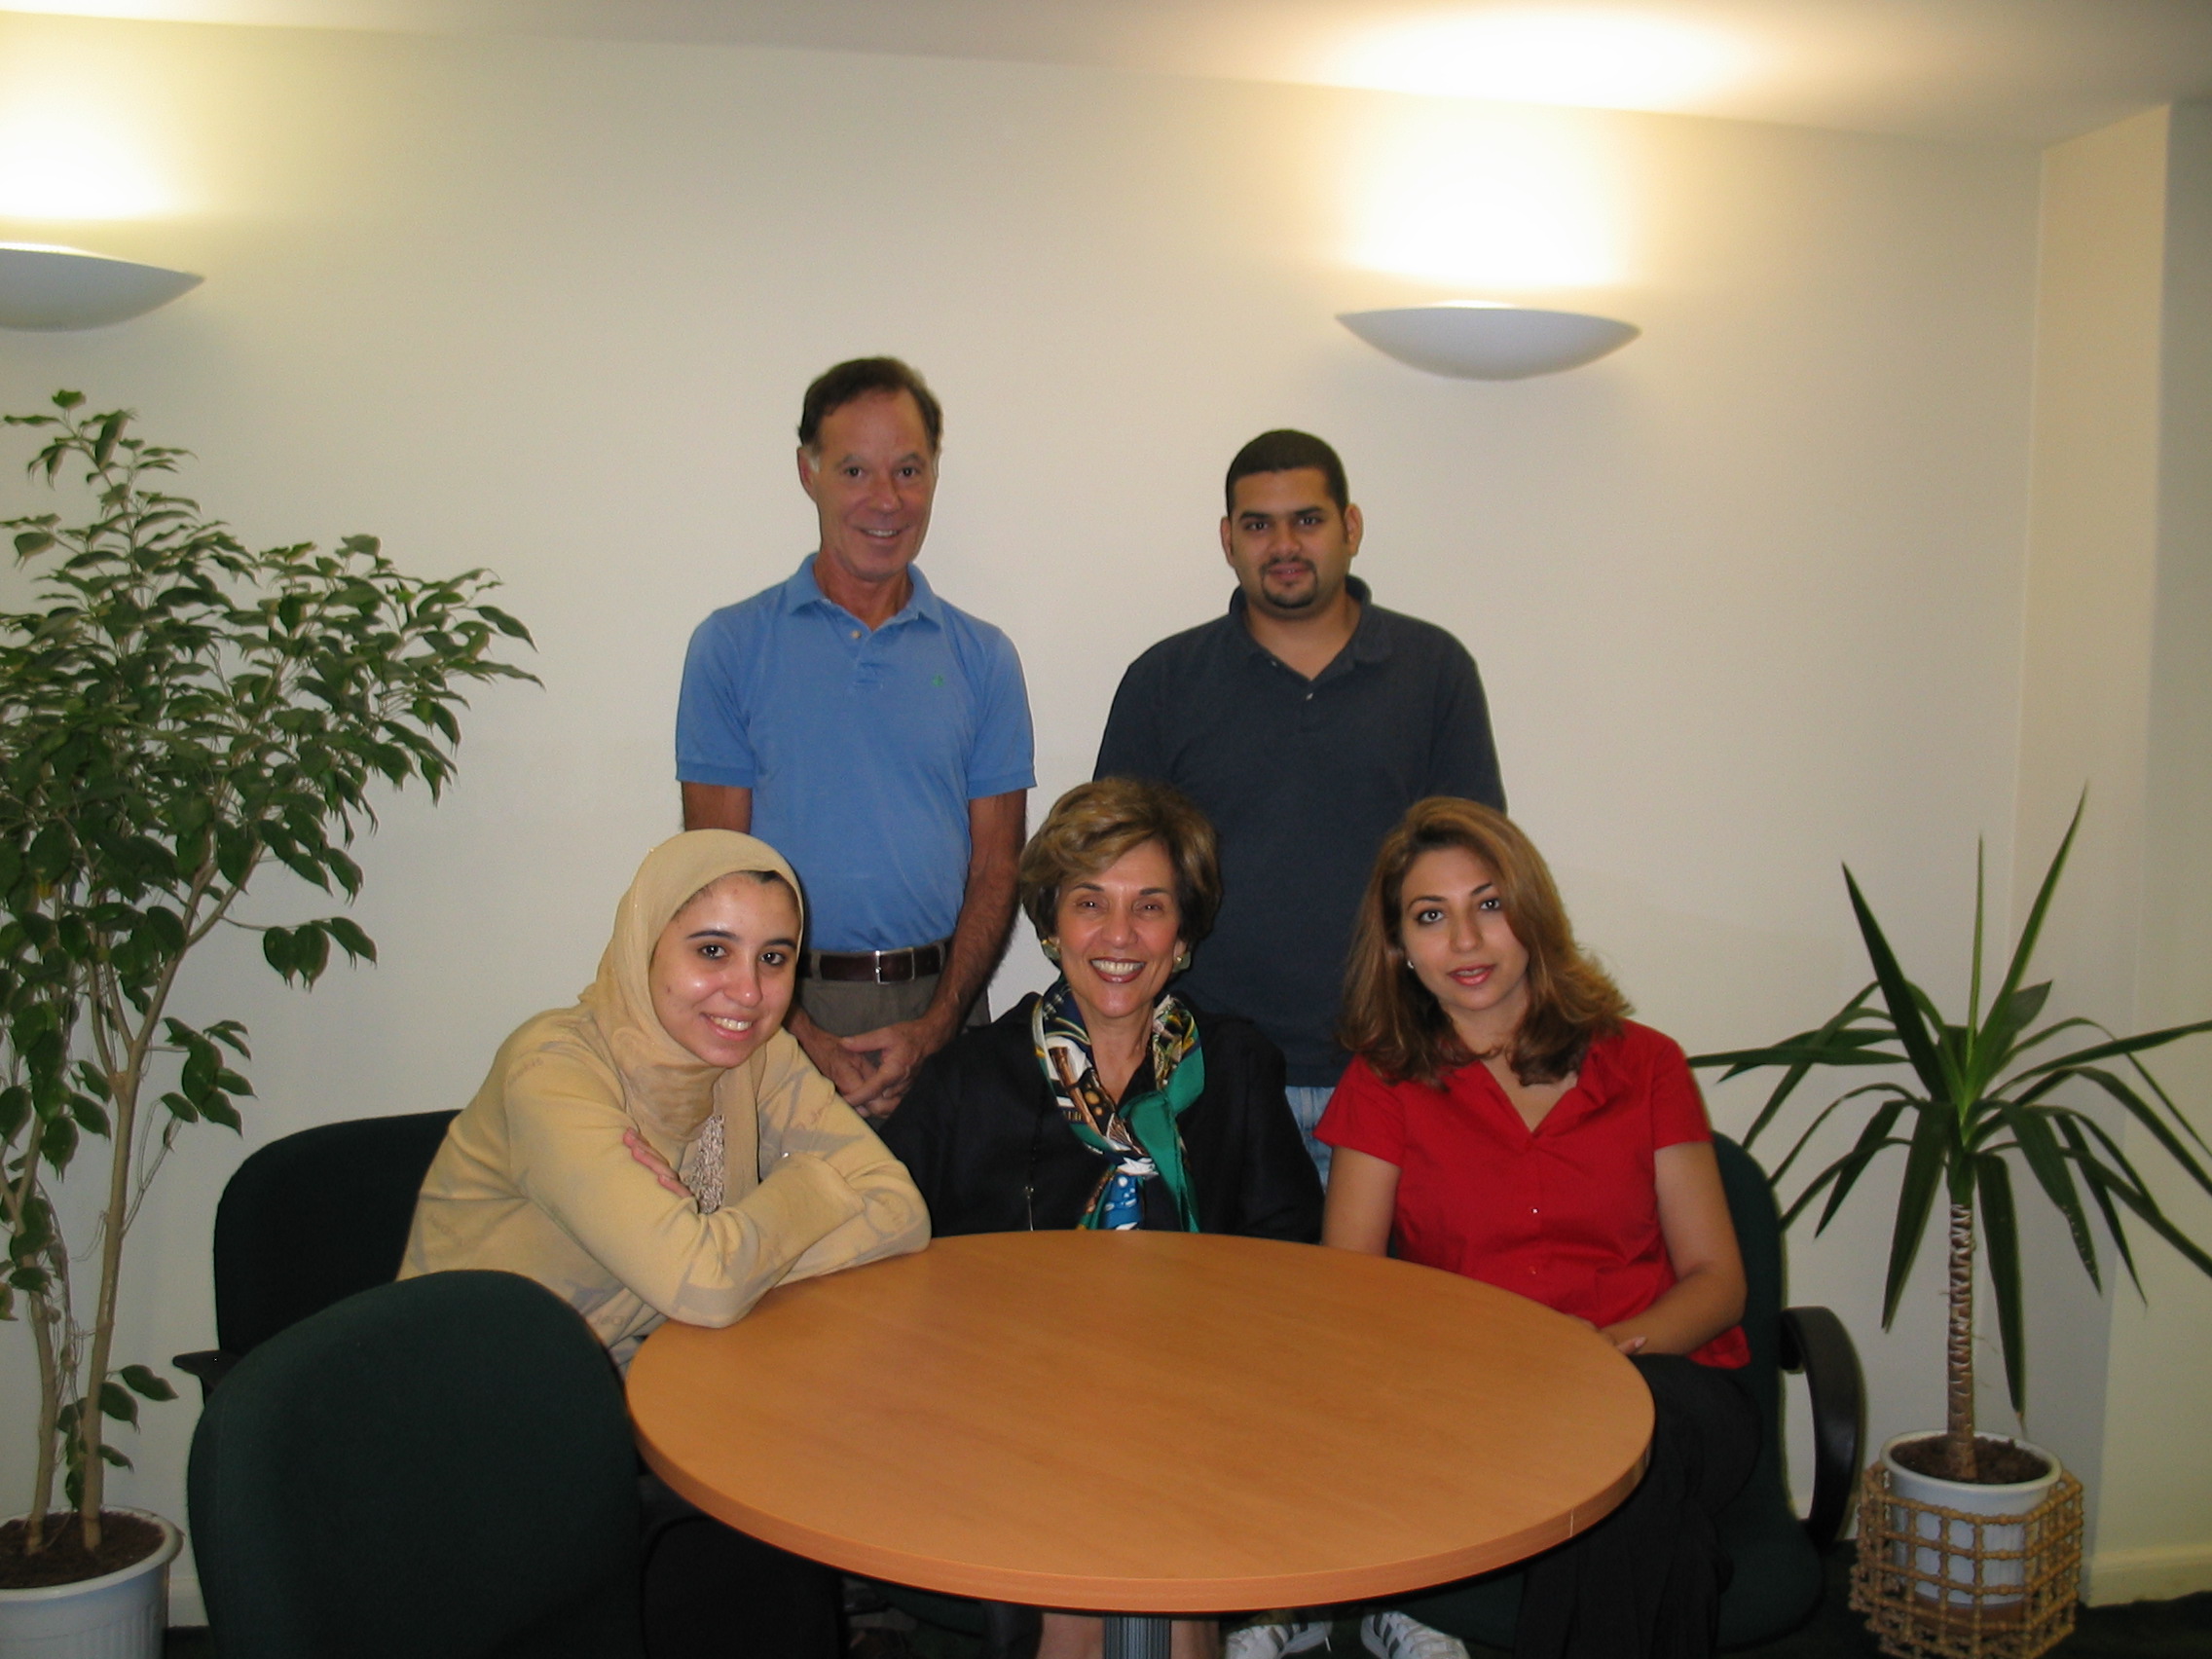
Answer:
[
  {"left": 0, "top": 392, "right": 534, "bottom": 1654},
  {"left": 1693, "top": 800, "right": 2212, "bottom": 1645}
]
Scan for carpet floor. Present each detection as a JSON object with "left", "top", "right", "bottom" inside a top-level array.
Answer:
[{"left": 161, "top": 1546, "right": 2212, "bottom": 1657}]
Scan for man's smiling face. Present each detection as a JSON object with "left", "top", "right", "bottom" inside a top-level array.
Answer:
[
  {"left": 798, "top": 388, "right": 939, "bottom": 597},
  {"left": 1220, "top": 466, "right": 1363, "bottom": 621}
]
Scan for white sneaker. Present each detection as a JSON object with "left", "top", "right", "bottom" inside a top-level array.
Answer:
[
  {"left": 1226, "top": 1622, "right": 1330, "bottom": 1659},
  {"left": 1359, "top": 1613, "right": 1469, "bottom": 1659}
]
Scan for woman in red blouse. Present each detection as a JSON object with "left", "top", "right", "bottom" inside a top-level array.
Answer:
[{"left": 1317, "top": 797, "right": 1757, "bottom": 1659}]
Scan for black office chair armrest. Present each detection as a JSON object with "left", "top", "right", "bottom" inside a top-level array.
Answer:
[
  {"left": 175, "top": 1347, "right": 242, "bottom": 1402},
  {"left": 1777, "top": 1306, "right": 1862, "bottom": 1550}
]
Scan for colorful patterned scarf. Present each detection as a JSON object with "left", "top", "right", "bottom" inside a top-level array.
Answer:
[{"left": 1031, "top": 978, "right": 1204, "bottom": 1231}]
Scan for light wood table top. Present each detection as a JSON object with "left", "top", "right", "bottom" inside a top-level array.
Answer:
[{"left": 629, "top": 1230, "right": 1651, "bottom": 1613}]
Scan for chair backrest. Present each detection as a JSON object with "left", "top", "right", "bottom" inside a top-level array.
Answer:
[
  {"left": 188, "top": 1269, "right": 644, "bottom": 1659},
  {"left": 1711, "top": 1132, "right": 1785, "bottom": 1439},
  {"left": 211, "top": 1110, "right": 459, "bottom": 1356}
]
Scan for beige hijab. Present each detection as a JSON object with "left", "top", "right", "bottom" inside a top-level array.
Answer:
[{"left": 576, "top": 830, "right": 804, "bottom": 1145}]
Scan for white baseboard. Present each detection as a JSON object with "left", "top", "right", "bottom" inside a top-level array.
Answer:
[
  {"left": 2087, "top": 1542, "right": 2212, "bottom": 1604},
  {"left": 167, "top": 1565, "right": 206, "bottom": 1629}
]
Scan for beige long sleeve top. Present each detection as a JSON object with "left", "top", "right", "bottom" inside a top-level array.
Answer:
[{"left": 400, "top": 830, "right": 929, "bottom": 1365}]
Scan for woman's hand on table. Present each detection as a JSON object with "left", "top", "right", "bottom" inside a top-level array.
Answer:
[{"left": 623, "top": 1128, "right": 689, "bottom": 1198}]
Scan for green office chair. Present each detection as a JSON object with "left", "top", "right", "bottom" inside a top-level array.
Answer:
[
  {"left": 188, "top": 1268, "right": 645, "bottom": 1659},
  {"left": 1388, "top": 1133, "right": 1862, "bottom": 1651},
  {"left": 173, "top": 1109, "right": 459, "bottom": 1396}
]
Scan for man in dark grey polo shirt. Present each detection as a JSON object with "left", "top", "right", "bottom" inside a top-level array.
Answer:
[{"left": 1094, "top": 429, "right": 1504, "bottom": 1180}]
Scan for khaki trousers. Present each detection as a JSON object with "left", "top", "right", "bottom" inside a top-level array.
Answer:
[{"left": 794, "top": 973, "right": 990, "bottom": 1039}]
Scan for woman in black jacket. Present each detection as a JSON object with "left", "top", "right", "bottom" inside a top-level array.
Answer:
[{"left": 881, "top": 776, "right": 1321, "bottom": 1245}]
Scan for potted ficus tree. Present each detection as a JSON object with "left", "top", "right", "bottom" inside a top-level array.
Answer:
[
  {"left": 0, "top": 391, "right": 534, "bottom": 1653},
  {"left": 1693, "top": 800, "right": 2212, "bottom": 1641}
]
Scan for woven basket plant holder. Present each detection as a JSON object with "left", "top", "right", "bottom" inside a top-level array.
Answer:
[{"left": 1850, "top": 1461, "right": 2084, "bottom": 1659}]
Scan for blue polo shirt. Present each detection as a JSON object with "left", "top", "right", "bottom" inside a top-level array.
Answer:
[{"left": 676, "top": 556, "right": 1034, "bottom": 953}]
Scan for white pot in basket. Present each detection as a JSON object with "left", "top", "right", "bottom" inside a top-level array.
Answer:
[
  {"left": 0, "top": 1510, "right": 181, "bottom": 1659},
  {"left": 1880, "top": 1434, "right": 2063, "bottom": 1608}
]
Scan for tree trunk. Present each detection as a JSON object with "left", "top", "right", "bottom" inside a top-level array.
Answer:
[
  {"left": 1942, "top": 1201, "right": 1979, "bottom": 1482},
  {"left": 78, "top": 1073, "right": 137, "bottom": 1550},
  {"left": 25, "top": 1291, "right": 60, "bottom": 1553}
]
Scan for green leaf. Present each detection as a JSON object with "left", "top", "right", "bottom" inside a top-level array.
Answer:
[
  {"left": 91, "top": 410, "right": 128, "bottom": 468},
  {"left": 118, "top": 1364, "right": 177, "bottom": 1402},
  {"left": 262, "top": 926, "right": 297, "bottom": 980},
  {"left": 26, "top": 822, "right": 72, "bottom": 884},
  {"left": 1985, "top": 793, "right": 2083, "bottom": 1050},
  {"left": 1995, "top": 1097, "right": 2098, "bottom": 1289},
  {"left": 39, "top": 1115, "right": 77, "bottom": 1169},
  {"left": 475, "top": 604, "right": 533, "bottom": 643},
  {"left": 2051, "top": 1112, "right": 2143, "bottom": 1294},
  {"left": 2013, "top": 1018, "right": 2212, "bottom": 1083},
  {"left": 97, "top": 1379, "right": 138, "bottom": 1423},
  {"left": 1845, "top": 866, "right": 1953, "bottom": 1103},
  {"left": 1812, "top": 1095, "right": 1913, "bottom": 1230},
  {"left": 323, "top": 847, "right": 363, "bottom": 899},
  {"left": 214, "top": 823, "right": 257, "bottom": 887},
  {"left": 1977, "top": 1154, "right": 2028, "bottom": 1414},
  {"left": 0, "top": 1086, "right": 28, "bottom": 1141},
  {"left": 320, "top": 914, "right": 377, "bottom": 965},
  {"left": 2097, "top": 1171, "right": 2212, "bottom": 1279},
  {"left": 1968, "top": 840, "right": 1986, "bottom": 1031},
  {"left": 2059, "top": 1066, "right": 2212, "bottom": 1201},
  {"left": 1882, "top": 1100, "right": 1952, "bottom": 1328}
]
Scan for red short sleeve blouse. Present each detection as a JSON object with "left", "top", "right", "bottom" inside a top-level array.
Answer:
[{"left": 1316, "top": 1020, "right": 1748, "bottom": 1369}]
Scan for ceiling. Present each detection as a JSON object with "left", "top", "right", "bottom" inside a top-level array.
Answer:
[{"left": 6, "top": 0, "right": 2212, "bottom": 145}]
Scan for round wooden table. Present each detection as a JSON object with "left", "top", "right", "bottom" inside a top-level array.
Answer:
[{"left": 629, "top": 1231, "right": 1650, "bottom": 1648}]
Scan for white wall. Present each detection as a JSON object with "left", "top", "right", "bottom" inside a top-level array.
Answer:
[
  {"left": 1, "top": 8, "right": 2158, "bottom": 1617},
  {"left": 2017, "top": 101, "right": 2212, "bottom": 1604}
]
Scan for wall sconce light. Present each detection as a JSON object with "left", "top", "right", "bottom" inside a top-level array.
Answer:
[
  {"left": 1338, "top": 302, "right": 1638, "bottom": 381},
  {"left": 0, "top": 242, "right": 202, "bottom": 330}
]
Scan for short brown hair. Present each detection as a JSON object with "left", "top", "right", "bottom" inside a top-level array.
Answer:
[
  {"left": 1225, "top": 429, "right": 1348, "bottom": 515},
  {"left": 1019, "top": 779, "right": 1221, "bottom": 947},
  {"left": 798, "top": 357, "right": 943, "bottom": 453},
  {"left": 1340, "top": 798, "right": 1628, "bottom": 1086}
]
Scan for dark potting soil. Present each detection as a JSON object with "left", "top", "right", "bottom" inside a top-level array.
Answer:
[
  {"left": 1889, "top": 1433, "right": 2052, "bottom": 1485},
  {"left": 0, "top": 1511, "right": 165, "bottom": 1589}
]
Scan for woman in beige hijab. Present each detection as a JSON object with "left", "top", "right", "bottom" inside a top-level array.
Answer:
[{"left": 403, "top": 829, "right": 928, "bottom": 1367}]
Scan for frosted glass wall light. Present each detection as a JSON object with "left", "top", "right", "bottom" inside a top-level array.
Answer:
[
  {"left": 0, "top": 243, "right": 202, "bottom": 330},
  {"left": 1338, "top": 302, "right": 1639, "bottom": 381}
]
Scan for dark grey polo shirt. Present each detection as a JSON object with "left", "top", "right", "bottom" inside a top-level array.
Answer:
[{"left": 1094, "top": 578, "right": 1505, "bottom": 1088}]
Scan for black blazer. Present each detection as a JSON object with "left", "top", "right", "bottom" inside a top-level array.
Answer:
[{"left": 879, "top": 993, "right": 1324, "bottom": 1242}]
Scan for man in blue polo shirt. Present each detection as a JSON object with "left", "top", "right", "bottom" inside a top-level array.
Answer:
[{"left": 678, "top": 358, "right": 1033, "bottom": 1119}]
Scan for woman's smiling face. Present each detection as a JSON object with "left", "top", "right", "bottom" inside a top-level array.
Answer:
[
  {"left": 1054, "top": 838, "right": 1185, "bottom": 1032},
  {"left": 649, "top": 873, "right": 801, "bottom": 1067},
  {"left": 1397, "top": 845, "right": 1531, "bottom": 1050}
]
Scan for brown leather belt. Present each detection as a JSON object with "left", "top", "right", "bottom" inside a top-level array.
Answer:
[{"left": 801, "top": 940, "right": 949, "bottom": 984}]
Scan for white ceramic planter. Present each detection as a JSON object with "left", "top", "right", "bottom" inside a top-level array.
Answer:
[
  {"left": 1880, "top": 1433, "right": 2063, "bottom": 1608},
  {"left": 0, "top": 1511, "right": 181, "bottom": 1659}
]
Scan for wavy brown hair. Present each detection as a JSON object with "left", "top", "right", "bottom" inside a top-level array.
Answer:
[
  {"left": 1018, "top": 778, "right": 1222, "bottom": 948},
  {"left": 1339, "top": 798, "right": 1628, "bottom": 1086}
]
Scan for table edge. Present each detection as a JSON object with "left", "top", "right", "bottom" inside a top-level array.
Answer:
[{"left": 637, "top": 1423, "right": 1650, "bottom": 1613}]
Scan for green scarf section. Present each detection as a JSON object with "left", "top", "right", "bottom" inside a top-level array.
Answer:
[{"left": 1032, "top": 979, "right": 1205, "bottom": 1231}]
